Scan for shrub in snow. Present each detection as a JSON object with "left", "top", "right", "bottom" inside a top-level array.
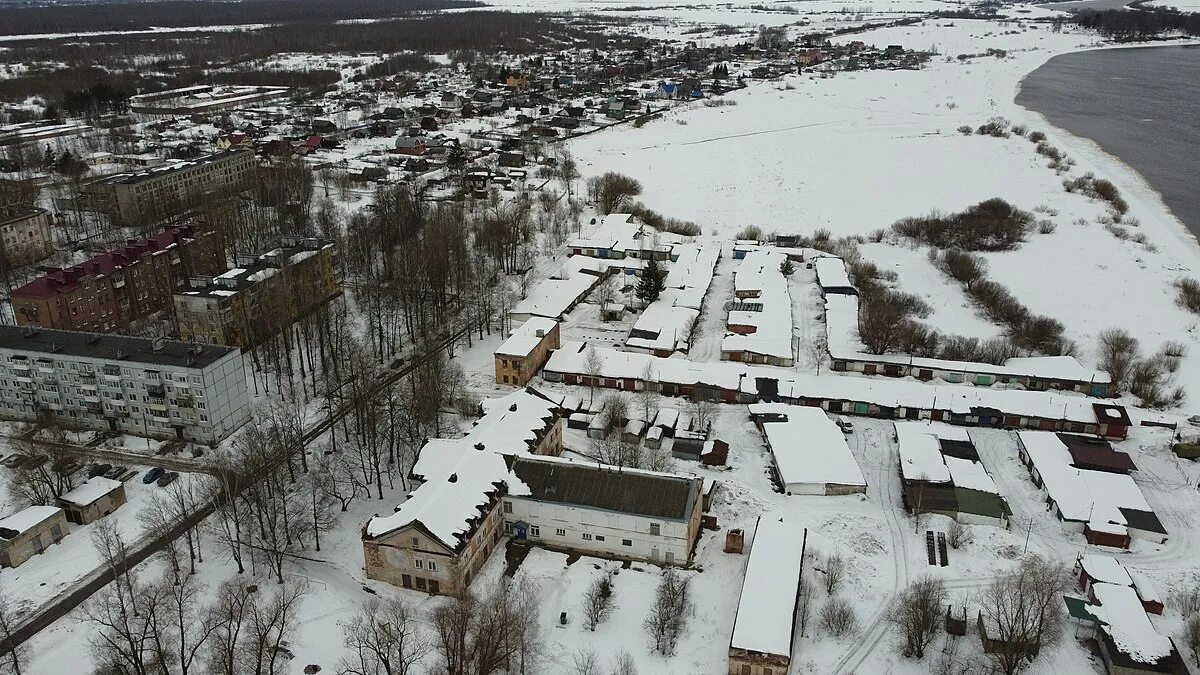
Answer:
[{"left": 819, "top": 598, "right": 859, "bottom": 637}]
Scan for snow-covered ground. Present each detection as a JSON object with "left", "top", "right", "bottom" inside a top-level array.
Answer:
[
  {"left": 1146, "top": 0, "right": 1200, "bottom": 11},
  {"left": 571, "top": 18, "right": 1200, "bottom": 401}
]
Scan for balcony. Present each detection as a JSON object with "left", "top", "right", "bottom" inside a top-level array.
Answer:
[{"left": 147, "top": 385, "right": 166, "bottom": 398}]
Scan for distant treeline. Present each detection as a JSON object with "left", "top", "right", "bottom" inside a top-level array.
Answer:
[
  {"left": 1074, "top": 6, "right": 1200, "bottom": 40},
  {"left": 0, "top": 12, "right": 622, "bottom": 105},
  {"left": 0, "top": 0, "right": 483, "bottom": 35}
]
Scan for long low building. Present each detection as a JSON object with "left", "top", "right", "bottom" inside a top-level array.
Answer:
[
  {"left": 728, "top": 513, "right": 807, "bottom": 675},
  {"left": 750, "top": 403, "right": 866, "bottom": 496},
  {"left": 1017, "top": 431, "right": 1165, "bottom": 548},
  {"left": 0, "top": 326, "right": 250, "bottom": 444},
  {"left": 503, "top": 455, "right": 704, "bottom": 566},
  {"left": 544, "top": 342, "right": 1134, "bottom": 439},
  {"left": 0, "top": 505, "right": 67, "bottom": 568}
]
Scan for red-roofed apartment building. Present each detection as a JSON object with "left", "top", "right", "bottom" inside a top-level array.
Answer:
[{"left": 11, "top": 224, "right": 225, "bottom": 332}]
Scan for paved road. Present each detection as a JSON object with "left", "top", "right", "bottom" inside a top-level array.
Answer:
[{"left": 0, "top": 325, "right": 471, "bottom": 656}]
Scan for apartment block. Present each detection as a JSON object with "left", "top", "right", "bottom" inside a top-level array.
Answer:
[
  {"left": 174, "top": 236, "right": 340, "bottom": 349},
  {"left": 82, "top": 149, "right": 254, "bottom": 225},
  {"left": 0, "top": 326, "right": 250, "bottom": 445},
  {"left": 0, "top": 204, "right": 53, "bottom": 267},
  {"left": 11, "top": 224, "right": 226, "bottom": 332}
]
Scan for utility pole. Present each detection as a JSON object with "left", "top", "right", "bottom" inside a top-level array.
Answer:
[{"left": 1023, "top": 518, "right": 1033, "bottom": 554}]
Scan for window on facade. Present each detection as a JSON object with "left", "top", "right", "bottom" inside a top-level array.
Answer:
[
  {"left": 649, "top": 523, "right": 660, "bottom": 536},
  {"left": 530, "top": 526, "right": 540, "bottom": 537},
  {"left": 503, "top": 501, "right": 513, "bottom": 513},
  {"left": 555, "top": 528, "right": 566, "bottom": 537},
  {"left": 428, "top": 561, "right": 437, "bottom": 572},
  {"left": 595, "top": 535, "right": 605, "bottom": 542},
  {"left": 415, "top": 559, "right": 423, "bottom": 569},
  {"left": 622, "top": 539, "right": 632, "bottom": 547},
  {"left": 582, "top": 533, "right": 593, "bottom": 541}
]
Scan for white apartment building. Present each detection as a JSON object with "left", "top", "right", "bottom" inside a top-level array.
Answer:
[
  {"left": 0, "top": 326, "right": 250, "bottom": 444},
  {"left": 503, "top": 456, "right": 704, "bottom": 566}
]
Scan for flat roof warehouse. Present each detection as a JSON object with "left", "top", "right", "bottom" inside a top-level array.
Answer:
[{"left": 0, "top": 325, "right": 236, "bottom": 370}]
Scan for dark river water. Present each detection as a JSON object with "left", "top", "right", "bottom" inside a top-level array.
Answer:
[{"left": 1016, "top": 45, "right": 1200, "bottom": 237}]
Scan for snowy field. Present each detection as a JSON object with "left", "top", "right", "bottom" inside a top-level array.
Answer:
[{"left": 1146, "top": 0, "right": 1200, "bottom": 11}]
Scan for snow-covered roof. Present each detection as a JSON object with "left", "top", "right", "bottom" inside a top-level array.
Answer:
[
  {"left": 894, "top": 421, "right": 953, "bottom": 483},
  {"left": 1089, "top": 583, "right": 1174, "bottom": 664},
  {"left": 495, "top": 317, "right": 558, "bottom": 358},
  {"left": 813, "top": 255, "right": 853, "bottom": 290},
  {"left": 1019, "top": 431, "right": 1160, "bottom": 536},
  {"left": 626, "top": 300, "right": 697, "bottom": 353},
  {"left": 723, "top": 250, "right": 793, "bottom": 360},
  {"left": 1129, "top": 570, "right": 1162, "bottom": 605},
  {"left": 58, "top": 476, "right": 123, "bottom": 507},
  {"left": 510, "top": 273, "right": 597, "bottom": 320},
  {"left": 0, "top": 505, "right": 62, "bottom": 539},
  {"left": 750, "top": 403, "right": 866, "bottom": 488},
  {"left": 944, "top": 456, "right": 999, "bottom": 495},
  {"left": 364, "top": 389, "right": 560, "bottom": 546},
  {"left": 730, "top": 513, "right": 806, "bottom": 657},
  {"left": 663, "top": 244, "right": 719, "bottom": 310},
  {"left": 1079, "top": 554, "right": 1133, "bottom": 587},
  {"left": 547, "top": 343, "right": 1121, "bottom": 427}
]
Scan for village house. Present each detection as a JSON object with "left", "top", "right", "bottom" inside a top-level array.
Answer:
[
  {"left": 0, "top": 505, "right": 67, "bottom": 568},
  {"left": 57, "top": 476, "right": 127, "bottom": 524},
  {"left": 722, "top": 250, "right": 794, "bottom": 367},
  {"left": 1065, "top": 580, "right": 1187, "bottom": 675},
  {"left": 494, "top": 317, "right": 560, "bottom": 386},
  {"left": 728, "top": 514, "right": 807, "bottom": 675},
  {"left": 12, "top": 224, "right": 226, "bottom": 333},
  {"left": 502, "top": 455, "right": 704, "bottom": 566}
]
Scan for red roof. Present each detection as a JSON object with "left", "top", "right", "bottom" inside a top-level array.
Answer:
[{"left": 13, "top": 226, "right": 202, "bottom": 299}]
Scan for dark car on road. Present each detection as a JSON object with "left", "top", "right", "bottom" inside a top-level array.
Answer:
[
  {"left": 89, "top": 463, "right": 112, "bottom": 478},
  {"left": 157, "top": 471, "right": 179, "bottom": 487},
  {"left": 142, "top": 467, "right": 166, "bottom": 484}
]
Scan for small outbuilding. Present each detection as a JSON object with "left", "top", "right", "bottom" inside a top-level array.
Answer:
[
  {"left": 0, "top": 505, "right": 68, "bottom": 567},
  {"left": 57, "top": 476, "right": 127, "bottom": 525}
]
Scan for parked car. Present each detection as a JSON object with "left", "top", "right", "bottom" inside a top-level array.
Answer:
[
  {"left": 104, "top": 465, "right": 126, "bottom": 480},
  {"left": 157, "top": 471, "right": 179, "bottom": 487},
  {"left": 88, "top": 462, "right": 111, "bottom": 477},
  {"left": 143, "top": 467, "right": 167, "bottom": 484},
  {"left": 1189, "top": 414, "right": 1200, "bottom": 425},
  {"left": 836, "top": 416, "right": 854, "bottom": 434}
]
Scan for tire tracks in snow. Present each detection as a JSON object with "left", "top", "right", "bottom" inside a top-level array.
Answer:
[{"left": 832, "top": 425, "right": 910, "bottom": 675}]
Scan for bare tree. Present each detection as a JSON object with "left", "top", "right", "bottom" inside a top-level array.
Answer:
[
  {"left": 1097, "top": 328, "right": 1138, "bottom": 390},
  {"left": 824, "top": 552, "right": 846, "bottom": 594},
  {"left": 608, "top": 651, "right": 637, "bottom": 675},
  {"left": 163, "top": 571, "right": 218, "bottom": 675},
  {"left": 584, "top": 344, "right": 604, "bottom": 406},
  {"left": 585, "top": 172, "right": 642, "bottom": 214},
  {"left": 820, "top": 598, "right": 859, "bottom": 637},
  {"left": 339, "top": 597, "right": 430, "bottom": 675},
  {"left": 206, "top": 579, "right": 256, "bottom": 675},
  {"left": 430, "top": 577, "right": 541, "bottom": 675},
  {"left": 796, "top": 579, "right": 816, "bottom": 638},
  {"left": 890, "top": 576, "right": 948, "bottom": 658},
  {"left": 978, "top": 555, "right": 1068, "bottom": 675},
  {"left": 242, "top": 580, "right": 309, "bottom": 675},
  {"left": 1184, "top": 615, "right": 1200, "bottom": 668},
  {"left": 635, "top": 366, "right": 659, "bottom": 425},
  {"left": 807, "top": 335, "right": 828, "bottom": 375},
  {"left": 644, "top": 568, "right": 693, "bottom": 656},
  {"left": 0, "top": 593, "right": 28, "bottom": 675},
  {"left": 571, "top": 648, "right": 602, "bottom": 675},
  {"left": 687, "top": 397, "right": 716, "bottom": 433},
  {"left": 946, "top": 520, "right": 973, "bottom": 549},
  {"left": 583, "top": 569, "right": 616, "bottom": 631}
]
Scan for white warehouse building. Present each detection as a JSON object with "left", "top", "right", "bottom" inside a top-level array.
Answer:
[
  {"left": 503, "top": 455, "right": 705, "bottom": 566},
  {"left": 0, "top": 326, "right": 250, "bottom": 444}
]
